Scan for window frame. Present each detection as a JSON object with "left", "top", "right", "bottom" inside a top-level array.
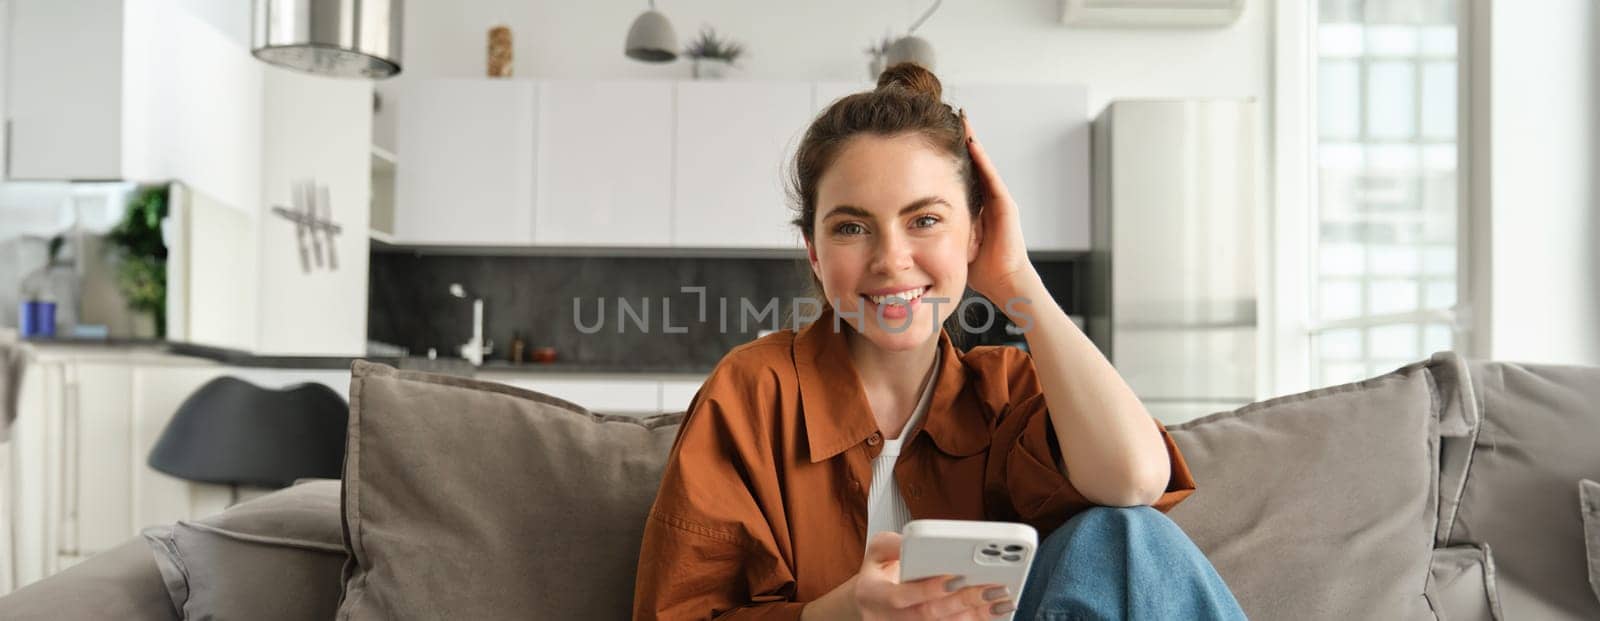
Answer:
[{"left": 1267, "top": 0, "right": 1477, "bottom": 398}]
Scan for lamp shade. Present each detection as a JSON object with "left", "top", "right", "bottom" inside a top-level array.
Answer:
[
  {"left": 148, "top": 376, "right": 349, "bottom": 488},
  {"left": 886, "top": 35, "right": 936, "bottom": 71},
  {"left": 624, "top": 9, "right": 678, "bottom": 62},
  {"left": 252, "top": 0, "right": 404, "bottom": 79}
]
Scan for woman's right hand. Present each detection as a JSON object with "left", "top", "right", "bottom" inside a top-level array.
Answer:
[{"left": 852, "top": 531, "right": 1016, "bottom": 620}]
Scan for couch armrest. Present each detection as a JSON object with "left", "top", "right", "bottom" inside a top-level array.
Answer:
[{"left": 0, "top": 538, "right": 179, "bottom": 621}]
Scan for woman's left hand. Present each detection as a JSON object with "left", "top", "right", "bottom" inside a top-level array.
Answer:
[{"left": 962, "top": 112, "right": 1042, "bottom": 303}]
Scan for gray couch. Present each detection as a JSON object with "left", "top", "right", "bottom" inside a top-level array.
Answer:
[{"left": 2, "top": 353, "right": 1598, "bottom": 620}]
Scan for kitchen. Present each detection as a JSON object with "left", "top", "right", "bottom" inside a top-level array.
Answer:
[{"left": 3, "top": 0, "right": 1597, "bottom": 617}]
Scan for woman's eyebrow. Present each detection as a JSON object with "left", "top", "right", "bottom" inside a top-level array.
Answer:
[{"left": 821, "top": 196, "right": 951, "bottom": 220}]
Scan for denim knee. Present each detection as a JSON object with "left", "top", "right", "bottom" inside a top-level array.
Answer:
[{"left": 1017, "top": 505, "right": 1246, "bottom": 621}]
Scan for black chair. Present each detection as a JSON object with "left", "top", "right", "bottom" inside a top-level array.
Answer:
[{"left": 147, "top": 376, "right": 348, "bottom": 499}]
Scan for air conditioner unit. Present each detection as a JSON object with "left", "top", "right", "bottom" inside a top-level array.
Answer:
[{"left": 1060, "top": 0, "right": 1245, "bottom": 28}]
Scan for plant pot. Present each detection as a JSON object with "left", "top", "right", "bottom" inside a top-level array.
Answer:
[
  {"left": 692, "top": 58, "right": 735, "bottom": 80},
  {"left": 130, "top": 310, "right": 158, "bottom": 339}
]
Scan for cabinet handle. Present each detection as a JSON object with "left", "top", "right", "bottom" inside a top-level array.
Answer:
[
  {"left": 59, "top": 373, "right": 79, "bottom": 557},
  {"left": 4, "top": 119, "right": 12, "bottom": 179}
]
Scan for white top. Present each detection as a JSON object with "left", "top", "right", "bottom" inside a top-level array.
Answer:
[{"left": 864, "top": 349, "right": 942, "bottom": 546}]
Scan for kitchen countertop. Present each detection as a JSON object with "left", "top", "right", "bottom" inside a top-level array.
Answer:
[{"left": 20, "top": 337, "right": 709, "bottom": 377}]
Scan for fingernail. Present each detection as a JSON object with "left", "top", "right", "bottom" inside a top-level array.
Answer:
[
  {"left": 991, "top": 601, "right": 1016, "bottom": 614},
  {"left": 944, "top": 577, "right": 966, "bottom": 592},
  {"left": 982, "top": 586, "right": 1009, "bottom": 601}
]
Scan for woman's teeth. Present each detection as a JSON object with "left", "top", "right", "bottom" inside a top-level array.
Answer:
[{"left": 866, "top": 287, "right": 926, "bottom": 306}]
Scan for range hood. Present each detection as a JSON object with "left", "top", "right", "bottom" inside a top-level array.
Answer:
[{"left": 252, "top": 0, "right": 403, "bottom": 79}]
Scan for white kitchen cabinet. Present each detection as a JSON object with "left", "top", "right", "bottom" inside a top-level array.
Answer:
[
  {"left": 394, "top": 79, "right": 537, "bottom": 245},
  {"left": 535, "top": 81, "right": 674, "bottom": 246},
  {"left": 659, "top": 379, "right": 705, "bottom": 414},
  {"left": 672, "top": 82, "right": 812, "bottom": 249},
  {"left": 943, "top": 84, "right": 1091, "bottom": 252},
  {"left": 811, "top": 81, "right": 872, "bottom": 114},
  {"left": 4, "top": 0, "right": 262, "bottom": 211}
]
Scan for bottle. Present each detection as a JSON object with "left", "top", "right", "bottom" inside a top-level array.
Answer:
[{"left": 509, "top": 331, "right": 527, "bottom": 364}]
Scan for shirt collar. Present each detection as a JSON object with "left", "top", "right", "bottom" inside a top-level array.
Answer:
[{"left": 793, "top": 306, "right": 991, "bottom": 463}]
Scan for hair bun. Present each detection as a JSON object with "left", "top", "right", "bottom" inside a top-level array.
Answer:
[{"left": 875, "top": 62, "right": 942, "bottom": 101}]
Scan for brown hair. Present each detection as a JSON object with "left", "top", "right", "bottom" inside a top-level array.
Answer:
[{"left": 783, "top": 63, "right": 983, "bottom": 337}]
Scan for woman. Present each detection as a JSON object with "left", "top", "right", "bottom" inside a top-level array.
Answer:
[{"left": 633, "top": 64, "right": 1244, "bottom": 620}]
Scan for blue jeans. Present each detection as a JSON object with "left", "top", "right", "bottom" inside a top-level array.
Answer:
[{"left": 1012, "top": 506, "right": 1246, "bottom": 621}]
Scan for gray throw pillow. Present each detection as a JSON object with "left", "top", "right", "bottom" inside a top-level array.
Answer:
[
  {"left": 142, "top": 479, "right": 346, "bottom": 620},
  {"left": 336, "top": 361, "right": 683, "bottom": 620},
  {"left": 1164, "top": 352, "right": 1473, "bottom": 620},
  {"left": 1445, "top": 360, "right": 1600, "bottom": 619},
  {"left": 1582, "top": 479, "right": 1600, "bottom": 606}
]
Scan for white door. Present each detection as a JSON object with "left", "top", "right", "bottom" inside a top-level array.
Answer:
[
  {"left": 943, "top": 84, "right": 1090, "bottom": 252},
  {"left": 672, "top": 82, "right": 811, "bottom": 249},
  {"left": 394, "top": 79, "right": 537, "bottom": 245},
  {"left": 535, "top": 80, "right": 673, "bottom": 246}
]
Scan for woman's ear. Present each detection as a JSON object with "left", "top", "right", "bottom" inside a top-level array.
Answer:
[
  {"left": 967, "top": 210, "right": 984, "bottom": 263},
  {"left": 806, "top": 237, "right": 822, "bottom": 278}
]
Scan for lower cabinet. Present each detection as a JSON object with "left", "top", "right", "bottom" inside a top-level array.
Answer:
[{"left": 5, "top": 349, "right": 349, "bottom": 594}]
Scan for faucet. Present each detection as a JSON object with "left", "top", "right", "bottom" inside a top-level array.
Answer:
[{"left": 448, "top": 283, "right": 493, "bottom": 366}]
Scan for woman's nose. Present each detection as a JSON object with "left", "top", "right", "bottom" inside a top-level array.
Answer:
[{"left": 870, "top": 231, "right": 914, "bottom": 273}]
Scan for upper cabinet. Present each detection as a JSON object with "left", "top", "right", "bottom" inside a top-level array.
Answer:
[
  {"left": 943, "top": 84, "right": 1090, "bottom": 252},
  {"left": 5, "top": 0, "right": 262, "bottom": 211},
  {"left": 673, "top": 82, "right": 812, "bottom": 249},
  {"left": 534, "top": 80, "right": 673, "bottom": 247},
  {"left": 394, "top": 79, "right": 537, "bottom": 245},
  {"left": 387, "top": 79, "right": 1089, "bottom": 252}
]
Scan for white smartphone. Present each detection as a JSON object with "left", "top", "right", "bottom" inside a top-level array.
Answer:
[{"left": 899, "top": 519, "right": 1038, "bottom": 620}]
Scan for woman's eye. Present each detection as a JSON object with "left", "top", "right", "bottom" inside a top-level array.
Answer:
[
  {"left": 912, "top": 215, "right": 940, "bottom": 228},
  {"left": 835, "top": 222, "right": 866, "bottom": 236}
]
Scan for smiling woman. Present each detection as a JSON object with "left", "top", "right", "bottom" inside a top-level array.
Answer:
[{"left": 631, "top": 63, "right": 1242, "bottom": 621}]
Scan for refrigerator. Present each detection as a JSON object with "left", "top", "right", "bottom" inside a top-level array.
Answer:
[{"left": 1086, "top": 99, "right": 1260, "bottom": 425}]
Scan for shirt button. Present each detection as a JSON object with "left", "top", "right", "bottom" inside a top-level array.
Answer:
[{"left": 866, "top": 432, "right": 882, "bottom": 446}]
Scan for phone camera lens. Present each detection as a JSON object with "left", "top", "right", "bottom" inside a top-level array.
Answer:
[
  {"left": 981, "top": 548, "right": 1001, "bottom": 556},
  {"left": 1003, "top": 544, "right": 1024, "bottom": 552},
  {"left": 1002, "top": 553, "right": 1022, "bottom": 562}
]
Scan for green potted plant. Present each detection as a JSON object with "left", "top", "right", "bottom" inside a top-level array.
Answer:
[
  {"left": 105, "top": 185, "right": 169, "bottom": 338},
  {"left": 684, "top": 26, "right": 744, "bottom": 79}
]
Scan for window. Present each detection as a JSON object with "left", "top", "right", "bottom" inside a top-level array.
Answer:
[{"left": 1310, "top": 0, "right": 1464, "bottom": 387}]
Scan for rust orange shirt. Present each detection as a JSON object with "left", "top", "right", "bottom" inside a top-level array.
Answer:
[{"left": 633, "top": 307, "right": 1197, "bottom": 620}]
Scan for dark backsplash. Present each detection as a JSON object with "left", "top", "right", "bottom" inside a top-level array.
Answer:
[{"left": 368, "top": 252, "right": 1080, "bottom": 371}]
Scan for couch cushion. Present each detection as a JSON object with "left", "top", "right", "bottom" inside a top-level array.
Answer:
[
  {"left": 0, "top": 538, "right": 178, "bottom": 621},
  {"left": 142, "top": 479, "right": 345, "bottom": 621},
  {"left": 337, "top": 360, "right": 682, "bottom": 620},
  {"left": 1580, "top": 479, "right": 1600, "bottom": 606},
  {"left": 1164, "top": 352, "right": 1471, "bottom": 620},
  {"left": 1426, "top": 544, "right": 1505, "bottom": 621},
  {"left": 1446, "top": 361, "right": 1600, "bottom": 619}
]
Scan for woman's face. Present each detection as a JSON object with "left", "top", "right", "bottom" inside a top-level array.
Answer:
[{"left": 807, "top": 133, "right": 979, "bottom": 352}]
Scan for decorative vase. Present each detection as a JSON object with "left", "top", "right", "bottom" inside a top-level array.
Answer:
[
  {"left": 487, "top": 25, "right": 513, "bottom": 77},
  {"left": 691, "top": 58, "right": 733, "bottom": 80}
]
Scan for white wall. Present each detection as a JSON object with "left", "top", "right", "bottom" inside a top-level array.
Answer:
[
  {"left": 390, "top": 0, "right": 1268, "bottom": 113},
  {"left": 1476, "top": 0, "right": 1600, "bottom": 365}
]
